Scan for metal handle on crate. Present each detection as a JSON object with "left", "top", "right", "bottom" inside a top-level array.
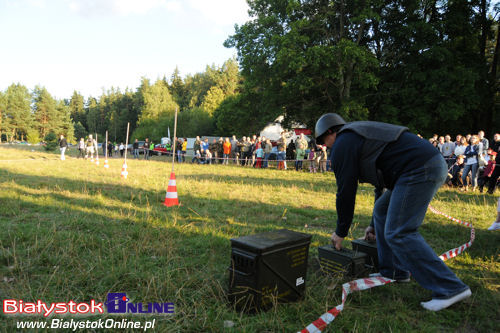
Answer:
[{"left": 229, "top": 268, "right": 253, "bottom": 277}]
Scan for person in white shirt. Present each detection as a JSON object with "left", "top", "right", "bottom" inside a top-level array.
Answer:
[
  {"left": 441, "top": 135, "right": 456, "bottom": 168},
  {"left": 119, "top": 142, "right": 125, "bottom": 157}
]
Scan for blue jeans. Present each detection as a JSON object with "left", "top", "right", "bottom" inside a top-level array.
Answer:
[
  {"left": 373, "top": 154, "right": 468, "bottom": 299},
  {"left": 177, "top": 150, "right": 182, "bottom": 163},
  {"left": 133, "top": 149, "right": 139, "bottom": 159},
  {"left": 461, "top": 163, "right": 478, "bottom": 187},
  {"left": 277, "top": 151, "right": 286, "bottom": 161},
  {"left": 263, "top": 153, "right": 270, "bottom": 168}
]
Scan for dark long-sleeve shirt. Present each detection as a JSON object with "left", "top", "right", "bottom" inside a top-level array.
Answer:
[{"left": 330, "top": 131, "right": 439, "bottom": 237}]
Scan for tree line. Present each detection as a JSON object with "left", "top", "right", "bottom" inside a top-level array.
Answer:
[
  {"left": 222, "top": 0, "right": 500, "bottom": 137},
  {"left": 0, "top": 85, "right": 74, "bottom": 144},
  {"left": 0, "top": 59, "right": 240, "bottom": 144}
]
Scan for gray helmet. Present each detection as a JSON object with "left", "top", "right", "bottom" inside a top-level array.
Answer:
[{"left": 315, "top": 113, "right": 346, "bottom": 139}]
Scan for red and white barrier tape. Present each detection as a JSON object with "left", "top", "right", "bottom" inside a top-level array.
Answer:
[
  {"left": 298, "top": 205, "right": 474, "bottom": 333},
  {"left": 428, "top": 205, "right": 475, "bottom": 261},
  {"left": 299, "top": 276, "right": 394, "bottom": 333}
]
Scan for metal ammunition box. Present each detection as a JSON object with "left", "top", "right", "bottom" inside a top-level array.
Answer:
[
  {"left": 228, "top": 229, "right": 312, "bottom": 312},
  {"left": 351, "top": 238, "right": 379, "bottom": 269},
  {"left": 318, "top": 245, "right": 368, "bottom": 277}
]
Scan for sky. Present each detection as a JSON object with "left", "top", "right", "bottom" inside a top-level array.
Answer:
[{"left": 0, "top": 0, "right": 250, "bottom": 100}]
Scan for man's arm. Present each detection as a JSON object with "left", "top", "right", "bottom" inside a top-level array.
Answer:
[{"left": 331, "top": 132, "right": 363, "bottom": 248}]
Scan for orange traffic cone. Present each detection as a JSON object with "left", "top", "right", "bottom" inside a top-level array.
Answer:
[
  {"left": 121, "top": 162, "right": 128, "bottom": 179},
  {"left": 104, "top": 159, "right": 109, "bottom": 169},
  {"left": 163, "top": 172, "right": 179, "bottom": 207}
]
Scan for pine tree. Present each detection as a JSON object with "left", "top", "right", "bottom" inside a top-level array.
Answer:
[
  {"left": 86, "top": 97, "right": 99, "bottom": 135},
  {"left": 33, "top": 86, "right": 59, "bottom": 139},
  {"left": 0, "top": 91, "right": 7, "bottom": 142},
  {"left": 56, "top": 100, "right": 75, "bottom": 142},
  {"left": 69, "top": 91, "right": 86, "bottom": 130},
  {"left": 5, "top": 83, "right": 32, "bottom": 141}
]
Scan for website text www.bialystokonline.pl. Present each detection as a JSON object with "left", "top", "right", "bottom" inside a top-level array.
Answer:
[{"left": 16, "top": 318, "right": 156, "bottom": 331}]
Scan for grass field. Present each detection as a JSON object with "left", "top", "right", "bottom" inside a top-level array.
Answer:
[{"left": 0, "top": 145, "right": 498, "bottom": 332}]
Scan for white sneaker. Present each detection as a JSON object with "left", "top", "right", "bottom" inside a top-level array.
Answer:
[
  {"left": 487, "top": 222, "right": 500, "bottom": 231},
  {"left": 421, "top": 288, "right": 471, "bottom": 311}
]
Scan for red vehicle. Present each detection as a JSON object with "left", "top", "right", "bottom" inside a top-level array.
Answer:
[{"left": 152, "top": 144, "right": 171, "bottom": 156}]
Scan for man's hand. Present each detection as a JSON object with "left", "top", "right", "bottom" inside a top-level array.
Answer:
[
  {"left": 331, "top": 232, "right": 344, "bottom": 250},
  {"left": 364, "top": 226, "right": 376, "bottom": 241}
]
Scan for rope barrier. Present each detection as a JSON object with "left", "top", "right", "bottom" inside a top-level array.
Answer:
[
  {"left": 151, "top": 151, "right": 326, "bottom": 164},
  {"left": 298, "top": 205, "right": 474, "bottom": 333}
]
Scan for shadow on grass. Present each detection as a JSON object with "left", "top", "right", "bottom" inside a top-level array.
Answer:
[
  {"left": 180, "top": 172, "right": 380, "bottom": 195},
  {"left": 0, "top": 168, "right": 498, "bottom": 331}
]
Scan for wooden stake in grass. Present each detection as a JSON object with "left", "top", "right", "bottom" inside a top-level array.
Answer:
[
  {"left": 104, "top": 131, "right": 109, "bottom": 168},
  {"left": 164, "top": 108, "right": 179, "bottom": 207},
  {"left": 171, "top": 108, "right": 178, "bottom": 173},
  {"left": 95, "top": 133, "right": 100, "bottom": 165},
  {"left": 124, "top": 123, "right": 129, "bottom": 162},
  {"left": 121, "top": 123, "right": 130, "bottom": 179}
]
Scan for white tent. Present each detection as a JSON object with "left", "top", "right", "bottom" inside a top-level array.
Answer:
[{"left": 259, "top": 116, "right": 311, "bottom": 143}]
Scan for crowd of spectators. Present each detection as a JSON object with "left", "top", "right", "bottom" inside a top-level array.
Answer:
[
  {"left": 170, "top": 133, "right": 332, "bottom": 173},
  {"left": 98, "top": 128, "right": 498, "bottom": 194},
  {"left": 428, "top": 131, "right": 499, "bottom": 194},
  {"left": 175, "top": 130, "right": 499, "bottom": 194}
]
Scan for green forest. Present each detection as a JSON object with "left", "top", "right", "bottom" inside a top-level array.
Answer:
[{"left": 0, "top": 0, "right": 499, "bottom": 144}]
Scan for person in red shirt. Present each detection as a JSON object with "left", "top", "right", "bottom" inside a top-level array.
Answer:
[{"left": 479, "top": 149, "right": 497, "bottom": 193}]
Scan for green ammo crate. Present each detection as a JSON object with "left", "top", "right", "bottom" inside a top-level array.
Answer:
[
  {"left": 228, "top": 229, "right": 312, "bottom": 312},
  {"left": 351, "top": 238, "right": 379, "bottom": 269},
  {"left": 318, "top": 245, "right": 368, "bottom": 277}
]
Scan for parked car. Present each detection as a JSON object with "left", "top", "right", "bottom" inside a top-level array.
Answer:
[{"left": 152, "top": 144, "right": 171, "bottom": 156}]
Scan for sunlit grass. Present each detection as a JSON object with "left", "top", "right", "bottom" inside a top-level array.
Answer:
[{"left": 0, "top": 145, "right": 498, "bottom": 332}]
